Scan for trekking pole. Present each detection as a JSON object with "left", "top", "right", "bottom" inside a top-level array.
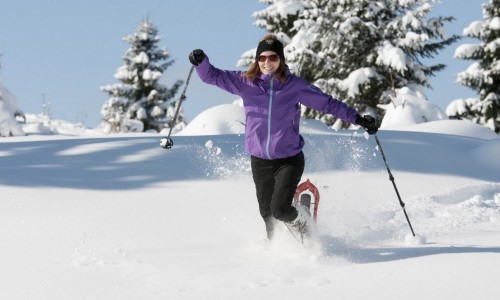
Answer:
[
  {"left": 374, "top": 134, "right": 416, "bottom": 236},
  {"left": 160, "top": 65, "right": 195, "bottom": 149}
]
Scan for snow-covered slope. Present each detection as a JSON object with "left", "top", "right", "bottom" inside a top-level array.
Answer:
[
  {"left": 178, "top": 104, "right": 246, "bottom": 136},
  {"left": 0, "top": 104, "right": 499, "bottom": 299}
]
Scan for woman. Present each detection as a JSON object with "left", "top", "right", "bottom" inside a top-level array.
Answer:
[{"left": 189, "top": 34, "right": 377, "bottom": 240}]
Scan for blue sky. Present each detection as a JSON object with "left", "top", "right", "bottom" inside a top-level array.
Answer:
[{"left": 0, "top": 0, "right": 484, "bottom": 127}]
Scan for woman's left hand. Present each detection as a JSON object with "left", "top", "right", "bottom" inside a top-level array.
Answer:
[{"left": 355, "top": 115, "right": 378, "bottom": 135}]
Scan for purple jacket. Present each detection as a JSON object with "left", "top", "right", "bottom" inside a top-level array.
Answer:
[{"left": 195, "top": 56, "right": 359, "bottom": 159}]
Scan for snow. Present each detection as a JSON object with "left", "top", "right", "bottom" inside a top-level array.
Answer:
[
  {"left": 394, "top": 119, "right": 500, "bottom": 140},
  {"left": 1, "top": 102, "right": 500, "bottom": 299},
  {"left": 20, "top": 113, "right": 95, "bottom": 136},
  {"left": 379, "top": 86, "right": 449, "bottom": 130},
  {"left": 490, "top": 17, "right": 500, "bottom": 30},
  {"left": 178, "top": 103, "right": 246, "bottom": 136},
  {"left": 376, "top": 41, "right": 407, "bottom": 73},
  {"left": 463, "top": 20, "right": 484, "bottom": 37},
  {"left": 339, "top": 68, "right": 376, "bottom": 98},
  {"left": 134, "top": 52, "right": 149, "bottom": 64},
  {"left": 458, "top": 62, "right": 482, "bottom": 80},
  {"left": 399, "top": 31, "right": 429, "bottom": 48},
  {"left": 486, "top": 37, "right": 500, "bottom": 53},
  {"left": 454, "top": 44, "right": 482, "bottom": 59},
  {"left": 272, "top": 0, "right": 304, "bottom": 18},
  {"left": 0, "top": 78, "right": 24, "bottom": 137}
]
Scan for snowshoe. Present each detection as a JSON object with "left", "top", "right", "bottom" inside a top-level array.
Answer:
[{"left": 285, "top": 204, "right": 311, "bottom": 244}]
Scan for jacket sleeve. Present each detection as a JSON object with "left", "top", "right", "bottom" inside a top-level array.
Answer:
[
  {"left": 297, "top": 80, "right": 359, "bottom": 124},
  {"left": 195, "top": 56, "right": 244, "bottom": 96}
]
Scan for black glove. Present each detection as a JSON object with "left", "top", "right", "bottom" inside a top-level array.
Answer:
[
  {"left": 189, "top": 49, "right": 205, "bottom": 66},
  {"left": 355, "top": 115, "right": 378, "bottom": 135}
]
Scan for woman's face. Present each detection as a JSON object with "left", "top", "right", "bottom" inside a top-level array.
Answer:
[{"left": 258, "top": 51, "right": 280, "bottom": 75}]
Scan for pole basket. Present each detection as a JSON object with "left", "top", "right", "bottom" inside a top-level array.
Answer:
[
  {"left": 160, "top": 137, "right": 174, "bottom": 149},
  {"left": 293, "top": 179, "right": 320, "bottom": 223}
]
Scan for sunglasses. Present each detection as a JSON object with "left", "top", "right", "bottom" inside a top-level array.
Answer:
[{"left": 258, "top": 54, "right": 280, "bottom": 62}]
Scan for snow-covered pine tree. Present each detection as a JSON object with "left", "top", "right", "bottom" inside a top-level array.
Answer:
[
  {"left": 100, "top": 19, "right": 183, "bottom": 133},
  {"left": 449, "top": 0, "right": 500, "bottom": 134},
  {"left": 0, "top": 56, "right": 24, "bottom": 137},
  {"left": 244, "top": 0, "right": 459, "bottom": 129},
  {"left": 237, "top": 0, "right": 310, "bottom": 68}
]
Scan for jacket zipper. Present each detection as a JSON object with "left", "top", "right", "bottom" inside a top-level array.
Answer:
[{"left": 265, "top": 79, "right": 274, "bottom": 159}]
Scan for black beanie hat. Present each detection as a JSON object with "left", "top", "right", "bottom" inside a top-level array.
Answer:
[{"left": 255, "top": 38, "right": 285, "bottom": 62}]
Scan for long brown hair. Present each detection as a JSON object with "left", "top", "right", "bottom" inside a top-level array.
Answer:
[{"left": 242, "top": 34, "right": 287, "bottom": 83}]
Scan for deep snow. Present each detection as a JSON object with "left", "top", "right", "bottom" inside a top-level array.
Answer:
[{"left": 1, "top": 105, "right": 499, "bottom": 299}]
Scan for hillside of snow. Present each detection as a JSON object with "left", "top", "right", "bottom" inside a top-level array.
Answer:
[{"left": 1, "top": 103, "right": 499, "bottom": 299}]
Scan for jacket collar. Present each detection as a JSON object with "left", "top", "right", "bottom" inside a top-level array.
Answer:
[{"left": 257, "top": 65, "right": 292, "bottom": 84}]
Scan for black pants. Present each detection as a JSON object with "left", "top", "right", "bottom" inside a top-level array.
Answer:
[{"left": 251, "top": 151, "right": 305, "bottom": 223}]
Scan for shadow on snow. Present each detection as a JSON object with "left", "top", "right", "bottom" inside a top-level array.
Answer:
[
  {"left": 0, "top": 130, "right": 498, "bottom": 190},
  {"left": 319, "top": 235, "right": 500, "bottom": 264}
]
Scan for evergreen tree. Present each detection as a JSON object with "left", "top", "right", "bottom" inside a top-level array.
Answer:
[
  {"left": 238, "top": 0, "right": 300, "bottom": 65},
  {"left": 100, "top": 19, "right": 183, "bottom": 133},
  {"left": 244, "top": 0, "right": 459, "bottom": 128},
  {"left": 0, "top": 56, "right": 24, "bottom": 137},
  {"left": 450, "top": 0, "right": 500, "bottom": 133}
]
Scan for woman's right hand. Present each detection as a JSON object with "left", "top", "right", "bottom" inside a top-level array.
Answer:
[{"left": 189, "top": 49, "right": 206, "bottom": 66}]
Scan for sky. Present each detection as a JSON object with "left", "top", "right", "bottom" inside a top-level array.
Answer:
[{"left": 0, "top": 0, "right": 485, "bottom": 128}]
